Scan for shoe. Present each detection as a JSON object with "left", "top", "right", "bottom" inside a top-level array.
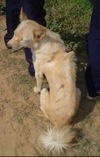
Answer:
[{"left": 87, "top": 93, "right": 100, "bottom": 100}]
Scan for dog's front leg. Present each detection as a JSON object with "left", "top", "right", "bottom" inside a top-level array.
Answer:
[
  {"left": 33, "top": 71, "right": 43, "bottom": 93},
  {"left": 40, "top": 88, "right": 50, "bottom": 119}
]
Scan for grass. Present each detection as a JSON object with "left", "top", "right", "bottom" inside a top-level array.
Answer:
[
  {"left": 0, "top": 0, "right": 100, "bottom": 156},
  {"left": 45, "top": 0, "right": 92, "bottom": 42}
]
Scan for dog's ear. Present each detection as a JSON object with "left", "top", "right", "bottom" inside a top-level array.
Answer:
[
  {"left": 20, "top": 7, "right": 28, "bottom": 22},
  {"left": 33, "top": 29, "right": 46, "bottom": 42}
]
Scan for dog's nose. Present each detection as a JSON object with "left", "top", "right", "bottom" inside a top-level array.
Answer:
[{"left": 7, "top": 43, "right": 12, "bottom": 49}]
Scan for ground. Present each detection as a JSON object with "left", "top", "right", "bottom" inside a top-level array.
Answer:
[{"left": 0, "top": 8, "right": 100, "bottom": 156}]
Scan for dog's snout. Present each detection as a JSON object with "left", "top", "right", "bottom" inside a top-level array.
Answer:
[{"left": 7, "top": 43, "right": 12, "bottom": 49}]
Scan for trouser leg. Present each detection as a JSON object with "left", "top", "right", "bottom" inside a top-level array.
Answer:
[
  {"left": 21, "top": 0, "right": 46, "bottom": 26},
  {"left": 4, "top": 0, "right": 20, "bottom": 45},
  {"left": 85, "top": 9, "right": 100, "bottom": 96}
]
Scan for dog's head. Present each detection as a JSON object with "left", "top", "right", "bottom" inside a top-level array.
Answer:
[{"left": 7, "top": 9, "right": 46, "bottom": 52}]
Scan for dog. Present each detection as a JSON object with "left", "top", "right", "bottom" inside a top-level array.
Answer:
[{"left": 7, "top": 10, "right": 81, "bottom": 155}]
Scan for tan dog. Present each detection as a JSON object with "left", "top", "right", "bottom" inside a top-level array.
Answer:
[{"left": 7, "top": 12, "right": 81, "bottom": 155}]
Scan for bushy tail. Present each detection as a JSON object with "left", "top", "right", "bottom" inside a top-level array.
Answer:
[{"left": 39, "top": 125, "right": 75, "bottom": 155}]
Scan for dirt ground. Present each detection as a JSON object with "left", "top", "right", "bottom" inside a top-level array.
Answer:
[{"left": 0, "top": 14, "right": 100, "bottom": 156}]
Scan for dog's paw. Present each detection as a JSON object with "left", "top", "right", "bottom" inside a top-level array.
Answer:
[
  {"left": 33, "top": 87, "right": 40, "bottom": 94},
  {"left": 41, "top": 88, "right": 48, "bottom": 94}
]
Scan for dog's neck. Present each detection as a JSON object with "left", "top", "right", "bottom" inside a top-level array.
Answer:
[{"left": 31, "top": 34, "right": 65, "bottom": 55}]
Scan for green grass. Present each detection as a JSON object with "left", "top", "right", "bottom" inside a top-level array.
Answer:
[
  {"left": 45, "top": 0, "right": 92, "bottom": 35},
  {"left": 45, "top": 0, "right": 92, "bottom": 56}
]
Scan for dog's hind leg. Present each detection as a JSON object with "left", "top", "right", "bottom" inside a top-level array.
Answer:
[{"left": 40, "top": 88, "right": 50, "bottom": 119}]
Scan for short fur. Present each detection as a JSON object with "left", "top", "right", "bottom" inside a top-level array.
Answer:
[{"left": 7, "top": 12, "right": 81, "bottom": 155}]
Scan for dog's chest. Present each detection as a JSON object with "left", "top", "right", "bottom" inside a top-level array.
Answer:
[{"left": 33, "top": 44, "right": 56, "bottom": 61}]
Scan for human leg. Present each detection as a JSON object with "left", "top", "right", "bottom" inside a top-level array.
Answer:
[
  {"left": 4, "top": 0, "right": 34, "bottom": 76},
  {"left": 21, "top": 0, "right": 46, "bottom": 26},
  {"left": 4, "top": 0, "right": 20, "bottom": 46},
  {"left": 85, "top": 9, "right": 100, "bottom": 98}
]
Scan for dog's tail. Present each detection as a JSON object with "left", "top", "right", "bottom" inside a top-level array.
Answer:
[{"left": 39, "top": 125, "right": 75, "bottom": 155}]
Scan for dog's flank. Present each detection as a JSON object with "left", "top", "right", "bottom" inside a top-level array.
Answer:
[{"left": 7, "top": 16, "right": 81, "bottom": 155}]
